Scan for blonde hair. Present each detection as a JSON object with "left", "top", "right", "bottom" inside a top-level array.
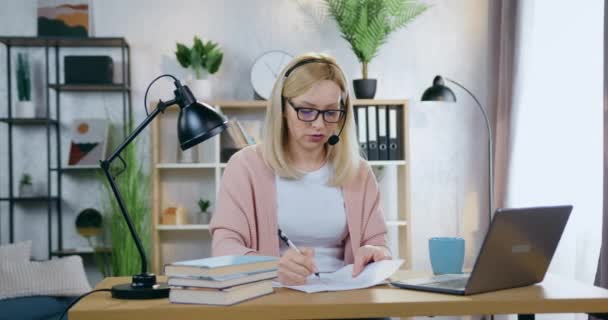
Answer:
[{"left": 262, "top": 52, "right": 360, "bottom": 187}]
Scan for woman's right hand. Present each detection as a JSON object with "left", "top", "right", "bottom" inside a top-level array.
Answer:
[{"left": 277, "top": 247, "right": 318, "bottom": 285}]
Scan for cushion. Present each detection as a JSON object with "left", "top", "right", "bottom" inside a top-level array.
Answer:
[
  {"left": 0, "top": 240, "right": 32, "bottom": 264},
  {"left": 0, "top": 295, "right": 76, "bottom": 320},
  {"left": 0, "top": 255, "right": 92, "bottom": 300}
]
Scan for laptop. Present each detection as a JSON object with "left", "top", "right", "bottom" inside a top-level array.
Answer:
[{"left": 391, "top": 205, "right": 573, "bottom": 295}]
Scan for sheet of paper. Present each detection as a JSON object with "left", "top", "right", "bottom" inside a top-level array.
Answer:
[{"left": 273, "top": 259, "right": 404, "bottom": 293}]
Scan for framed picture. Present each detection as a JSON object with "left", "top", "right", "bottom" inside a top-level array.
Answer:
[
  {"left": 37, "top": 0, "right": 90, "bottom": 37},
  {"left": 67, "top": 118, "right": 108, "bottom": 168}
]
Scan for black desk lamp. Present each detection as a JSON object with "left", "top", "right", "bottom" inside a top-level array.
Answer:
[
  {"left": 421, "top": 75, "right": 494, "bottom": 222},
  {"left": 100, "top": 74, "right": 228, "bottom": 299}
]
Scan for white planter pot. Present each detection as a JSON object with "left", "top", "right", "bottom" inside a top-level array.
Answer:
[
  {"left": 197, "top": 212, "right": 211, "bottom": 225},
  {"left": 15, "top": 101, "right": 35, "bottom": 118},
  {"left": 187, "top": 79, "right": 212, "bottom": 100},
  {"left": 19, "top": 184, "right": 34, "bottom": 197}
]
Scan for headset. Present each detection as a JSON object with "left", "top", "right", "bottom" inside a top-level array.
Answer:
[{"left": 282, "top": 58, "right": 348, "bottom": 146}]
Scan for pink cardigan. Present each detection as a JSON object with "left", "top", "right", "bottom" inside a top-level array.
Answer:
[{"left": 209, "top": 145, "right": 388, "bottom": 264}]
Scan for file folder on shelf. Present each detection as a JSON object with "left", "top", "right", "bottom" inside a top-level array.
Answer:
[
  {"left": 367, "top": 105, "right": 379, "bottom": 161},
  {"left": 378, "top": 106, "right": 388, "bottom": 161},
  {"left": 388, "top": 106, "right": 401, "bottom": 160},
  {"left": 356, "top": 106, "right": 368, "bottom": 159}
]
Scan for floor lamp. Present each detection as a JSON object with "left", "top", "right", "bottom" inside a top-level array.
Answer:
[{"left": 421, "top": 75, "right": 494, "bottom": 222}]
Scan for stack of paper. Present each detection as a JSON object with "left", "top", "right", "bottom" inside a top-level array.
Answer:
[{"left": 274, "top": 259, "right": 404, "bottom": 293}]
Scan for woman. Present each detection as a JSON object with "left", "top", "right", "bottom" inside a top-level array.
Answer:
[{"left": 210, "top": 53, "right": 391, "bottom": 286}]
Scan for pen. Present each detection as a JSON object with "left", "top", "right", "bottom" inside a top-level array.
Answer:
[{"left": 278, "top": 228, "right": 320, "bottom": 278}]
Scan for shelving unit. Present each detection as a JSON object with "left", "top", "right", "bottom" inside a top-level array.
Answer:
[
  {"left": 150, "top": 99, "right": 410, "bottom": 273},
  {"left": 0, "top": 36, "right": 130, "bottom": 259}
]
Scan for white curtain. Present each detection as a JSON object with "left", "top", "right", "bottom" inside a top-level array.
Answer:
[{"left": 505, "top": 1, "right": 604, "bottom": 319}]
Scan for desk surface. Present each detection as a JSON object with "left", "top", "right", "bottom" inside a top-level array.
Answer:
[{"left": 70, "top": 270, "right": 608, "bottom": 320}]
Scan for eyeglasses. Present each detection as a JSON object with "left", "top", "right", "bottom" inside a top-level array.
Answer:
[{"left": 286, "top": 99, "right": 345, "bottom": 123}]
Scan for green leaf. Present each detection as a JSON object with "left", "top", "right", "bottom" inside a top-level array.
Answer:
[
  {"left": 175, "top": 43, "right": 191, "bottom": 68},
  {"left": 205, "top": 49, "right": 223, "bottom": 74}
]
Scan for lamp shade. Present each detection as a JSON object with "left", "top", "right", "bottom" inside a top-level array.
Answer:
[
  {"left": 177, "top": 100, "right": 228, "bottom": 151},
  {"left": 421, "top": 75, "right": 457, "bottom": 102}
]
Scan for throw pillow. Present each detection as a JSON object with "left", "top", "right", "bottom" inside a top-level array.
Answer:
[
  {"left": 0, "top": 240, "right": 32, "bottom": 265},
  {"left": 0, "top": 255, "right": 92, "bottom": 300}
]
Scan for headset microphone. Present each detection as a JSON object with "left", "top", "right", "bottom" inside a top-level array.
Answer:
[{"left": 327, "top": 118, "right": 346, "bottom": 146}]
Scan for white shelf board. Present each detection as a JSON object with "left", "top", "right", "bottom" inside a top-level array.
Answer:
[
  {"left": 216, "top": 161, "right": 405, "bottom": 168},
  {"left": 386, "top": 220, "right": 407, "bottom": 227},
  {"left": 368, "top": 161, "right": 406, "bottom": 166},
  {"left": 157, "top": 224, "right": 210, "bottom": 230},
  {"left": 156, "top": 163, "right": 218, "bottom": 169}
]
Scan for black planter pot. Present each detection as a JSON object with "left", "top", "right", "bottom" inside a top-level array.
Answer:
[{"left": 353, "top": 79, "right": 377, "bottom": 99}]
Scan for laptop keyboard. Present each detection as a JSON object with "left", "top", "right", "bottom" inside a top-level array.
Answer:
[{"left": 422, "top": 278, "right": 468, "bottom": 289}]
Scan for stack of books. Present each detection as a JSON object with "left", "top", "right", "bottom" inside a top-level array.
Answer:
[
  {"left": 224, "top": 119, "right": 261, "bottom": 148},
  {"left": 165, "top": 255, "right": 278, "bottom": 305}
]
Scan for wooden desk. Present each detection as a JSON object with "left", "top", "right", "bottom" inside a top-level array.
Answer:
[{"left": 70, "top": 271, "right": 608, "bottom": 320}]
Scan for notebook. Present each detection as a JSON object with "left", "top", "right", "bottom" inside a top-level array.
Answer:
[
  {"left": 164, "top": 255, "right": 278, "bottom": 278},
  {"left": 169, "top": 280, "right": 274, "bottom": 305},
  {"left": 168, "top": 269, "right": 278, "bottom": 289}
]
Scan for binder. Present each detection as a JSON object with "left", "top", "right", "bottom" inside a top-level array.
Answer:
[
  {"left": 367, "top": 106, "right": 379, "bottom": 160},
  {"left": 397, "top": 106, "right": 404, "bottom": 160},
  {"left": 356, "top": 106, "right": 368, "bottom": 159},
  {"left": 378, "top": 106, "right": 388, "bottom": 160},
  {"left": 388, "top": 106, "right": 400, "bottom": 160}
]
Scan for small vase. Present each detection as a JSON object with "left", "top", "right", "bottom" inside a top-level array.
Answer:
[
  {"left": 177, "top": 144, "right": 199, "bottom": 163},
  {"left": 187, "top": 78, "right": 212, "bottom": 100},
  {"left": 19, "top": 184, "right": 34, "bottom": 197},
  {"left": 197, "top": 212, "right": 210, "bottom": 225},
  {"left": 353, "top": 79, "right": 377, "bottom": 99},
  {"left": 15, "top": 100, "right": 36, "bottom": 118}
]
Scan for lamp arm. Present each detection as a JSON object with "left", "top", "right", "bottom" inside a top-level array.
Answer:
[
  {"left": 99, "top": 99, "right": 175, "bottom": 275},
  {"left": 446, "top": 78, "right": 495, "bottom": 220}
]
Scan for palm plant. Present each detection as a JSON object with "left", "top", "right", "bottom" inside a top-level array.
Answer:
[{"left": 324, "top": 0, "right": 428, "bottom": 79}]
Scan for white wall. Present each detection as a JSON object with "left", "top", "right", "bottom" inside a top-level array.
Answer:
[{"left": 0, "top": 0, "right": 491, "bottom": 278}]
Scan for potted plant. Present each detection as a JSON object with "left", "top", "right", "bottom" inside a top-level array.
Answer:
[
  {"left": 19, "top": 173, "right": 34, "bottom": 197},
  {"left": 16, "top": 53, "right": 35, "bottom": 117},
  {"left": 100, "top": 123, "right": 150, "bottom": 276},
  {"left": 175, "top": 36, "right": 223, "bottom": 99},
  {"left": 196, "top": 198, "right": 211, "bottom": 225},
  {"left": 324, "top": 0, "right": 428, "bottom": 98}
]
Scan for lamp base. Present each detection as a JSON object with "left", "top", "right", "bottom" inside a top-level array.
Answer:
[
  {"left": 111, "top": 273, "right": 170, "bottom": 299},
  {"left": 111, "top": 283, "right": 170, "bottom": 299}
]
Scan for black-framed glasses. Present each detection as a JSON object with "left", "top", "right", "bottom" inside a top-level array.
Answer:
[{"left": 286, "top": 99, "right": 345, "bottom": 123}]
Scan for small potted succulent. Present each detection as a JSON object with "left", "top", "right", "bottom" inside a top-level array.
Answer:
[
  {"left": 16, "top": 53, "right": 35, "bottom": 118},
  {"left": 196, "top": 198, "right": 212, "bottom": 225},
  {"left": 175, "top": 36, "right": 223, "bottom": 99},
  {"left": 19, "top": 173, "right": 34, "bottom": 197}
]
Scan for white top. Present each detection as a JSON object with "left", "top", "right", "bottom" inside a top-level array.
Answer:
[{"left": 276, "top": 163, "right": 348, "bottom": 273}]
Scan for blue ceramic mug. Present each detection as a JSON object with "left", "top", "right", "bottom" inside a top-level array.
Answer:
[{"left": 429, "top": 237, "right": 465, "bottom": 275}]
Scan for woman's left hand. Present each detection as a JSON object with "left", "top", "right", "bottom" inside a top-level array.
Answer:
[{"left": 352, "top": 245, "right": 392, "bottom": 277}]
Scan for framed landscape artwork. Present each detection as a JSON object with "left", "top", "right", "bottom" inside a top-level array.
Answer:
[{"left": 37, "top": 0, "right": 90, "bottom": 37}]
